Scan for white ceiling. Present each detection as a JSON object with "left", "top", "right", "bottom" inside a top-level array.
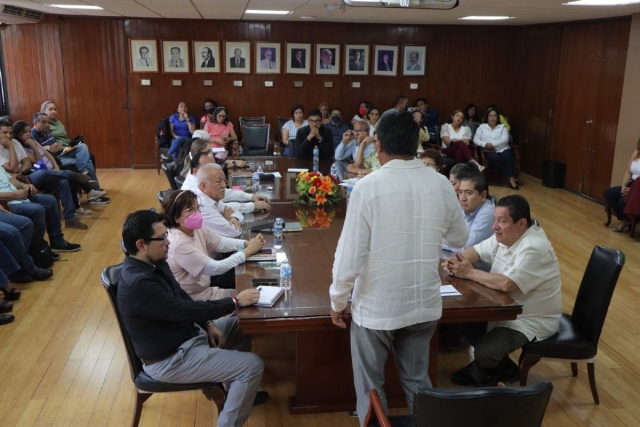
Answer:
[{"left": 6, "top": 0, "right": 640, "bottom": 24}]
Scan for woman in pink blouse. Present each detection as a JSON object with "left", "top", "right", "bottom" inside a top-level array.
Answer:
[{"left": 204, "top": 106, "right": 238, "bottom": 157}]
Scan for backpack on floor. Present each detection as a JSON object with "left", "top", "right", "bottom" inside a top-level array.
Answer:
[
  {"left": 156, "top": 117, "right": 171, "bottom": 149},
  {"left": 29, "top": 240, "right": 55, "bottom": 269}
]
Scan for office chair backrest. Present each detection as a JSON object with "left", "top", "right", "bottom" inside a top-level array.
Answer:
[
  {"left": 414, "top": 381, "right": 553, "bottom": 427},
  {"left": 571, "top": 245, "right": 625, "bottom": 347},
  {"left": 243, "top": 124, "right": 270, "bottom": 151},
  {"left": 101, "top": 263, "right": 144, "bottom": 382},
  {"left": 162, "top": 162, "right": 178, "bottom": 190},
  {"left": 239, "top": 117, "right": 266, "bottom": 128}
]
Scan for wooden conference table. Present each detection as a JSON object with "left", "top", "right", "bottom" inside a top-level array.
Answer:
[{"left": 233, "top": 156, "right": 522, "bottom": 414}]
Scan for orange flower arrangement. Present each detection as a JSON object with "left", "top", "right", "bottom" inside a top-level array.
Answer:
[
  {"left": 295, "top": 171, "right": 341, "bottom": 206},
  {"left": 295, "top": 207, "right": 336, "bottom": 229}
]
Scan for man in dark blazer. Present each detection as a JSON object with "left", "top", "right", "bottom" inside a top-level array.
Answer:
[
  {"left": 294, "top": 109, "right": 335, "bottom": 160},
  {"left": 378, "top": 52, "right": 393, "bottom": 72},
  {"left": 291, "top": 50, "right": 305, "bottom": 69},
  {"left": 230, "top": 48, "right": 246, "bottom": 68},
  {"left": 200, "top": 47, "right": 215, "bottom": 68}
]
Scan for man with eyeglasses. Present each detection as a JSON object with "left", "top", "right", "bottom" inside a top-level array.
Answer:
[
  {"left": 335, "top": 121, "right": 373, "bottom": 163},
  {"left": 118, "top": 209, "right": 267, "bottom": 427},
  {"left": 294, "top": 109, "right": 334, "bottom": 160}
]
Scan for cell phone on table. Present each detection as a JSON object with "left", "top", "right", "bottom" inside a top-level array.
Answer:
[{"left": 251, "top": 278, "right": 279, "bottom": 287}]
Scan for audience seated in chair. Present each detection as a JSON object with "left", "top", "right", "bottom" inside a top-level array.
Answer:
[
  {"left": 348, "top": 133, "right": 381, "bottom": 177},
  {"left": 449, "top": 162, "right": 480, "bottom": 192},
  {"left": 351, "top": 101, "right": 371, "bottom": 128},
  {"left": 366, "top": 107, "right": 380, "bottom": 137},
  {"left": 117, "top": 210, "right": 267, "bottom": 427},
  {"left": 203, "top": 106, "right": 237, "bottom": 160},
  {"left": 326, "top": 108, "right": 351, "bottom": 148},
  {"left": 167, "top": 101, "right": 196, "bottom": 160},
  {"left": 162, "top": 190, "right": 265, "bottom": 301},
  {"left": 419, "top": 149, "right": 443, "bottom": 172},
  {"left": 194, "top": 163, "right": 244, "bottom": 238},
  {"left": 280, "top": 104, "right": 308, "bottom": 158},
  {"left": 294, "top": 109, "right": 334, "bottom": 160},
  {"left": 413, "top": 110, "right": 431, "bottom": 151},
  {"left": 334, "top": 121, "right": 373, "bottom": 163},
  {"left": 318, "top": 102, "right": 330, "bottom": 125},
  {"left": 474, "top": 107, "right": 518, "bottom": 190},
  {"left": 440, "top": 110, "right": 483, "bottom": 171},
  {"left": 393, "top": 95, "right": 409, "bottom": 111},
  {"left": 199, "top": 98, "right": 217, "bottom": 129},
  {"left": 603, "top": 136, "right": 640, "bottom": 233},
  {"left": 444, "top": 195, "right": 562, "bottom": 387}
]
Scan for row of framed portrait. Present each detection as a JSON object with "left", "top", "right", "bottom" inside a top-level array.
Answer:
[{"left": 130, "top": 39, "right": 427, "bottom": 77}]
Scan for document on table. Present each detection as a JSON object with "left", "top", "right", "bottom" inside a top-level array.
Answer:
[
  {"left": 339, "top": 178, "right": 359, "bottom": 187},
  {"left": 288, "top": 168, "right": 309, "bottom": 173},
  {"left": 440, "top": 285, "right": 462, "bottom": 297},
  {"left": 256, "top": 286, "right": 285, "bottom": 307}
]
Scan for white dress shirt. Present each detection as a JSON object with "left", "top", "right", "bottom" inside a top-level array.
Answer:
[
  {"left": 195, "top": 188, "right": 243, "bottom": 238},
  {"left": 474, "top": 226, "right": 562, "bottom": 341},
  {"left": 440, "top": 124, "right": 472, "bottom": 149},
  {"left": 473, "top": 124, "right": 510, "bottom": 153},
  {"left": 330, "top": 158, "right": 469, "bottom": 331},
  {"left": 182, "top": 172, "right": 255, "bottom": 213}
]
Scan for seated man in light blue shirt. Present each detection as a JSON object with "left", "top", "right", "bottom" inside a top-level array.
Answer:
[
  {"left": 334, "top": 121, "right": 374, "bottom": 163},
  {"left": 443, "top": 173, "right": 494, "bottom": 260}
]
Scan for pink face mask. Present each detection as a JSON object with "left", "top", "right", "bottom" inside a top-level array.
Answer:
[{"left": 183, "top": 212, "right": 203, "bottom": 230}]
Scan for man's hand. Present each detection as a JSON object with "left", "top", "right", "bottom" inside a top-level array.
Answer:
[
  {"left": 206, "top": 322, "right": 225, "bottom": 348},
  {"left": 331, "top": 309, "right": 347, "bottom": 329},
  {"left": 254, "top": 201, "right": 271, "bottom": 211},
  {"left": 622, "top": 186, "right": 630, "bottom": 196},
  {"left": 0, "top": 138, "right": 12, "bottom": 148},
  {"left": 485, "top": 143, "right": 494, "bottom": 151},
  {"left": 252, "top": 194, "right": 270, "bottom": 204},
  {"left": 49, "top": 143, "right": 62, "bottom": 153},
  {"left": 360, "top": 136, "right": 374, "bottom": 147},
  {"left": 223, "top": 206, "right": 234, "bottom": 220},
  {"left": 445, "top": 253, "right": 475, "bottom": 279},
  {"left": 12, "top": 189, "right": 29, "bottom": 200},
  {"left": 237, "top": 289, "right": 260, "bottom": 307},
  {"left": 229, "top": 217, "right": 242, "bottom": 231},
  {"left": 27, "top": 184, "right": 37, "bottom": 196},
  {"left": 243, "top": 234, "right": 265, "bottom": 256}
]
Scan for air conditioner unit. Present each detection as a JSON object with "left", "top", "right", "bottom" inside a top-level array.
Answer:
[
  {"left": 0, "top": 4, "right": 44, "bottom": 24},
  {"left": 343, "top": 0, "right": 458, "bottom": 9}
]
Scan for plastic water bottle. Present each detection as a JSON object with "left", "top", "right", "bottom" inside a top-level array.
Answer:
[
  {"left": 238, "top": 146, "right": 244, "bottom": 156},
  {"left": 257, "top": 165, "right": 263, "bottom": 174},
  {"left": 312, "top": 146, "right": 319, "bottom": 172},
  {"left": 252, "top": 171, "right": 260, "bottom": 192},
  {"left": 330, "top": 163, "right": 338, "bottom": 181},
  {"left": 279, "top": 259, "right": 292, "bottom": 290},
  {"left": 273, "top": 217, "right": 284, "bottom": 238},
  {"left": 346, "top": 184, "right": 354, "bottom": 203},
  {"left": 274, "top": 234, "right": 283, "bottom": 250}
]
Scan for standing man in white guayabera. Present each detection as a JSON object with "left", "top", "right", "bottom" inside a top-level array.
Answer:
[{"left": 329, "top": 109, "right": 469, "bottom": 426}]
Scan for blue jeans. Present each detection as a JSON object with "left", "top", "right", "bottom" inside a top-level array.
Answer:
[
  {"left": 9, "top": 194, "right": 65, "bottom": 247},
  {"left": 60, "top": 142, "right": 97, "bottom": 181},
  {"left": 0, "top": 241, "right": 21, "bottom": 287},
  {"left": 0, "top": 215, "right": 38, "bottom": 275},
  {"left": 484, "top": 149, "right": 515, "bottom": 178},
  {"left": 168, "top": 137, "right": 188, "bottom": 159},
  {"left": 28, "top": 170, "right": 77, "bottom": 221}
]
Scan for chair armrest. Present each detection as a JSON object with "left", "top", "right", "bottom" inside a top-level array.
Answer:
[{"left": 364, "top": 390, "right": 393, "bottom": 427}]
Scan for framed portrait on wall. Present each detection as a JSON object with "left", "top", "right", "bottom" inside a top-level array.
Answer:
[
  {"left": 373, "top": 45, "right": 398, "bottom": 76},
  {"left": 225, "top": 41, "right": 251, "bottom": 74},
  {"left": 130, "top": 39, "right": 159, "bottom": 73},
  {"left": 286, "top": 43, "right": 311, "bottom": 75},
  {"left": 162, "top": 41, "right": 190, "bottom": 73},
  {"left": 402, "top": 45, "right": 426, "bottom": 76},
  {"left": 315, "top": 43, "right": 340, "bottom": 75},
  {"left": 344, "top": 44, "right": 369, "bottom": 76},
  {"left": 193, "top": 41, "right": 220, "bottom": 73},
  {"left": 255, "top": 42, "right": 281, "bottom": 74}
]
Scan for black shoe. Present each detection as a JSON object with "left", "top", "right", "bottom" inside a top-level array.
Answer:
[
  {"left": 8, "top": 272, "right": 34, "bottom": 283},
  {"left": 253, "top": 391, "right": 269, "bottom": 406},
  {"left": 31, "top": 267, "right": 54, "bottom": 281},
  {"left": 52, "top": 253, "right": 61, "bottom": 261},
  {"left": 450, "top": 362, "right": 476, "bottom": 386},
  {"left": 0, "top": 300, "right": 13, "bottom": 314},
  {"left": 475, "top": 361, "right": 520, "bottom": 387},
  {"left": 1, "top": 287, "right": 21, "bottom": 301},
  {"left": 0, "top": 314, "right": 15, "bottom": 325},
  {"left": 509, "top": 183, "right": 520, "bottom": 190},
  {"left": 51, "top": 241, "right": 81, "bottom": 252}
]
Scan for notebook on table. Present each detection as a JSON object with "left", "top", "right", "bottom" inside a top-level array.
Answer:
[
  {"left": 256, "top": 285, "right": 285, "bottom": 307},
  {"left": 250, "top": 221, "right": 303, "bottom": 233}
]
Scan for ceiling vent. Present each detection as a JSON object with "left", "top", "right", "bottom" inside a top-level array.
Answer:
[
  {"left": 0, "top": 4, "right": 44, "bottom": 24},
  {"left": 343, "top": 0, "right": 458, "bottom": 9}
]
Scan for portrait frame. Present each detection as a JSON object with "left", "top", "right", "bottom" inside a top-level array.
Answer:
[
  {"left": 193, "top": 41, "right": 220, "bottom": 73},
  {"left": 315, "top": 43, "right": 340, "bottom": 76},
  {"left": 344, "top": 44, "right": 370, "bottom": 76},
  {"left": 373, "top": 45, "right": 398, "bottom": 77},
  {"left": 402, "top": 45, "right": 427, "bottom": 76},
  {"left": 162, "top": 40, "right": 190, "bottom": 74},
  {"left": 286, "top": 43, "right": 311, "bottom": 75},
  {"left": 255, "top": 42, "right": 281, "bottom": 75},
  {"left": 129, "top": 39, "right": 159, "bottom": 73},
  {"left": 224, "top": 41, "right": 251, "bottom": 74}
]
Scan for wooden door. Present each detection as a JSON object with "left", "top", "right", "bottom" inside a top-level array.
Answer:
[{"left": 59, "top": 19, "right": 131, "bottom": 168}]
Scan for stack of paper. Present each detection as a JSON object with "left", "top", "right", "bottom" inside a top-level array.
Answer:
[
  {"left": 256, "top": 286, "right": 285, "bottom": 307},
  {"left": 440, "top": 285, "right": 462, "bottom": 297},
  {"left": 288, "top": 168, "right": 309, "bottom": 173}
]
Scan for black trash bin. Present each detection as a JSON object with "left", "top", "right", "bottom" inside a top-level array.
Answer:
[{"left": 542, "top": 160, "right": 566, "bottom": 188}]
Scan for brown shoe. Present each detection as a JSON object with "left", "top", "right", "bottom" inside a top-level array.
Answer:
[
  {"left": 69, "top": 173, "right": 91, "bottom": 184},
  {"left": 65, "top": 219, "right": 88, "bottom": 230}
]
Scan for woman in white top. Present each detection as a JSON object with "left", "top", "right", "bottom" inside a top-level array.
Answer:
[
  {"left": 163, "top": 189, "right": 265, "bottom": 301},
  {"left": 440, "top": 110, "right": 478, "bottom": 167},
  {"left": 281, "top": 104, "right": 308, "bottom": 158},
  {"left": 474, "top": 108, "right": 518, "bottom": 189},
  {"left": 351, "top": 101, "right": 371, "bottom": 127},
  {"left": 367, "top": 107, "right": 380, "bottom": 137},
  {"left": 603, "top": 137, "right": 640, "bottom": 232}
]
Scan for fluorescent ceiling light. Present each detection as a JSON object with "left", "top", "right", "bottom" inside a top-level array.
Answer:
[
  {"left": 49, "top": 4, "right": 104, "bottom": 9},
  {"left": 300, "top": 16, "right": 316, "bottom": 19},
  {"left": 245, "top": 9, "right": 290, "bottom": 15},
  {"left": 563, "top": 0, "right": 640, "bottom": 5},
  {"left": 459, "top": 16, "right": 515, "bottom": 20}
]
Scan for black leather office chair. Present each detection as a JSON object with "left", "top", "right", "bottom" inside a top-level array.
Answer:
[
  {"left": 365, "top": 381, "right": 553, "bottom": 427},
  {"left": 161, "top": 162, "right": 178, "bottom": 190},
  {"left": 242, "top": 124, "right": 270, "bottom": 156},
  {"left": 532, "top": 218, "right": 540, "bottom": 226},
  {"left": 101, "top": 264, "right": 226, "bottom": 427},
  {"left": 157, "top": 189, "right": 175, "bottom": 205},
  {"left": 277, "top": 117, "right": 289, "bottom": 153},
  {"left": 174, "top": 174, "right": 185, "bottom": 189},
  {"left": 239, "top": 116, "right": 266, "bottom": 128},
  {"left": 519, "top": 246, "right": 625, "bottom": 404}
]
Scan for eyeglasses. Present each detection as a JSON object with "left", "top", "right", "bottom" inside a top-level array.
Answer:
[
  {"left": 424, "top": 162, "right": 437, "bottom": 168},
  {"left": 308, "top": 119, "right": 321, "bottom": 124},
  {"left": 144, "top": 233, "right": 169, "bottom": 243}
]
